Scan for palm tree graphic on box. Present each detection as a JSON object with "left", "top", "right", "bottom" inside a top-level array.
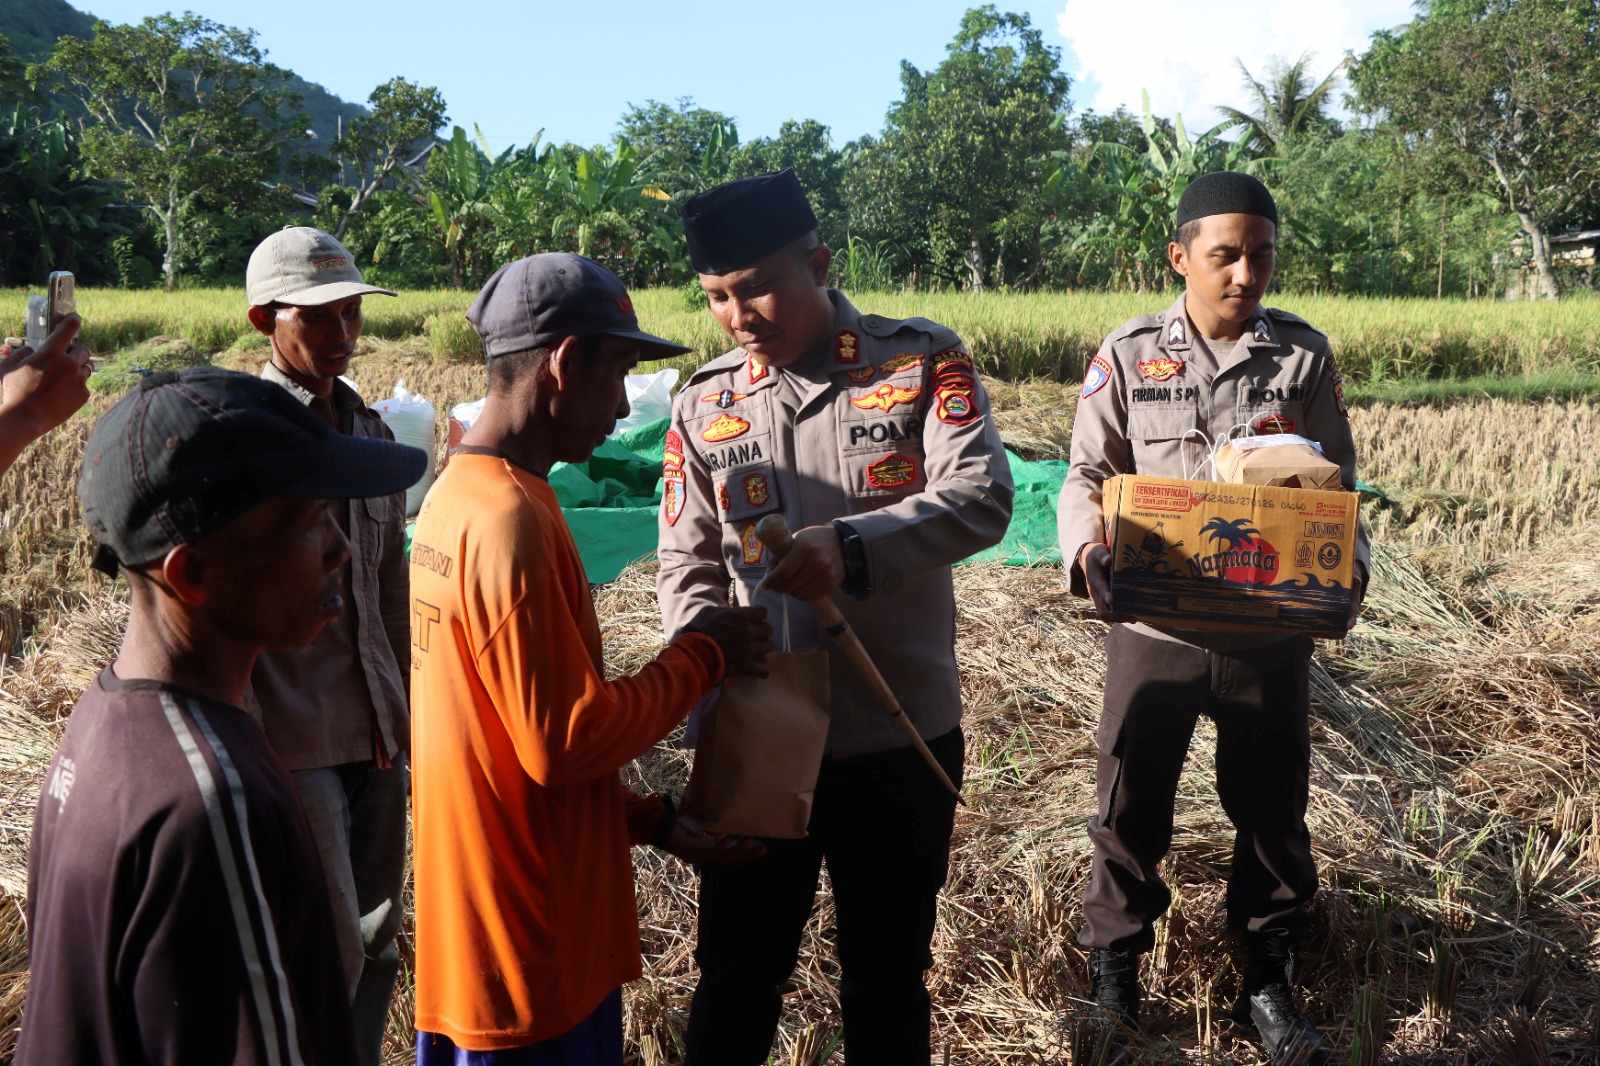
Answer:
[{"left": 1201, "top": 517, "right": 1260, "bottom": 549}]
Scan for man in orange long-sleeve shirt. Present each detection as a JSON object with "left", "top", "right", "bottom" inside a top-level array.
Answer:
[{"left": 410, "top": 253, "right": 770, "bottom": 1064}]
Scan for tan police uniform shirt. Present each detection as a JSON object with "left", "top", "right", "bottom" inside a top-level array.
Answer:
[
  {"left": 657, "top": 290, "right": 1013, "bottom": 757},
  {"left": 1056, "top": 293, "right": 1370, "bottom": 650}
]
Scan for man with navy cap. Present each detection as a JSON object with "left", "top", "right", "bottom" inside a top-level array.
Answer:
[
  {"left": 658, "top": 170, "right": 1013, "bottom": 1064},
  {"left": 1057, "top": 171, "right": 1368, "bottom": 1064},
  {"left": 17, "top": 368, "right": 426, "bottom": 1065}
]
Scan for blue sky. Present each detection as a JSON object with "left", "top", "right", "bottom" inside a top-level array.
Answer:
[{"left": 73, "top": 0, "right": 1412, "bottom": 153}]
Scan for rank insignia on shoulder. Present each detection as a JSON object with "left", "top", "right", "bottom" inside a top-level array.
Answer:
[
  {"left": 662, "top": 469, "right": 685, "bottom": 526},
  {"left": 1081, "top": 354, "right": 1113, "bottom": 399},
  {"left": 700, "top": 388, "right": 748, "bottom": 409},
  {"left": 747, "top": 356, "right": 769, "bottom": 385},
  {"left": 741, "top": 522, "right": 764, "bottom": 566},
  {"left": 866, "top": 453, "right": 918, "bottom": 489},
  {"left": 703, "top": 413, "right": 751, "bottom": 443},
  {"left": 1136, "top": 356, "right": 1184, "bottom": 382},
  {"left": 743, "top": 471, "right": 770, "bottom": 507},
  {"left": 1252, "top": 317, "right": 1272, "bottom": 344},
  {"left": 852, "top": 382, "right": 922, "bottom": 413},
  {"left": 1166, "top": 317, "right": 1188, "bottom": 348},
  {"left": 836, "top": 329, "right": 861, "bottom": 364}
]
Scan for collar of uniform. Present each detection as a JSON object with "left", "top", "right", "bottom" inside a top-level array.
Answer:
[{"left": 260, "top": 358, "right": 362, "bottom": 416}]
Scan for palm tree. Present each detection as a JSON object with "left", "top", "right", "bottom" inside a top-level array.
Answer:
[
  {"left": 1201, "top": 517, "right": 1261, "bottom": 550},
  {"left": 1219, "top": 54, "right": 1344, "bottom": 155}
]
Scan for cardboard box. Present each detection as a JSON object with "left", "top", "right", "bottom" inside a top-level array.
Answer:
[
  {"left": 1213, "top": 437, "right": 1343, "bottom": 489},
  {"left": 1102, "top": 474, "right": 1358, "bottom": 637}
]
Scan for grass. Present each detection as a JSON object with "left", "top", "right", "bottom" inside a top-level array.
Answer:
[
  {"left": 6, "top": 287, "right": 1600, "bottom": 384},
  {"left": 2, "top": 347, "right": 1599, "bottom": 1063}
]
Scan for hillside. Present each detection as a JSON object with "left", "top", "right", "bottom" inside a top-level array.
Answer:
[{"left": 0, "top": 0, "right": 367, "bottom": 154}]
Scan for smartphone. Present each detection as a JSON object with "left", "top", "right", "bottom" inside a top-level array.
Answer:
[{"left": 23, "top": 272, "right": 75, "bottom": 349}]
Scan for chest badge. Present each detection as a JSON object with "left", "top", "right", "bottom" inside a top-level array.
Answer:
[
  {"left": 700, "top": 388, "right": 748, "bottom": 409},
  {"left": 866, "top": 453, "right": 918, "bottom": 489},
  {"left": 702, "top": 414, "right": 751, "bottom": 443},
  {"left": 1252, "top": 412, "right": 1296, "bottom": 435},
  {"left": 835, "top": 330, "right": 861, "bottom": 364},
  {"left": 1081, "top": 355, "right": 1113, "bottom": 399},
  {"left": 743, "top": 471, "right": 770, "bottom": 507},
  {"left": 852, "top": 382, "right": 922, "bottom": 413},
  {"left": 1136, "top": 356, "right": 1184, "bottom": 382},
  {"left": 740, "top": 522, "right": 764, "bottom": 565},
  {"left": 662, "top": 469, "right": 685, "bottom": 526},
  {"left": 718, "top": 483, "right": 731, "bottom": 512}
]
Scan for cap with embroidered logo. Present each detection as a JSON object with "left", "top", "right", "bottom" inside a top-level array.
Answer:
[{"left": 246, "top": 226, "right": 396, "bottom": 307}]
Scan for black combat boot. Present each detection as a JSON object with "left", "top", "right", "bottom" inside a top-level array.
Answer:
[
  {"left": 1089, "top": 946, "right": 1141, "bottom": 1027},
  {"left": 1232, "top": 929, "right": 1330, "bottom": 1065}
]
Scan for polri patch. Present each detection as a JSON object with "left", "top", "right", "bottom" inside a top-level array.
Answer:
[
  {"left": 702, "top": 413, "right": 751, "bottom": 443},
  {"left": 1081, "top": 355, "right": 1113, "bottom": 399},
  {"left": 852, "top": 382, "right": 921, "bottom": 413},
  {"left": 662, "top": 469, "right": 685, "bottom": 526},
  {"left": 866, "top": 453, "right": 918, "bottom": 489},
  {"left": 743, "top": 472, "right": 770, "bottom": 507},
  {"left": 935, "top": 387, "right": 977, "bottom": 425},
  {"left": 1136, "top": 356, "right": 1184, "bottom": 382}
]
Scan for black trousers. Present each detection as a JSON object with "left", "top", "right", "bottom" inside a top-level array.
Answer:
[
  {"left": 1079, "top": 626, "right": 1318, "bottom": 953},
  {"left": 684, "top": 728, "right": 964, "bottom": 1066}
]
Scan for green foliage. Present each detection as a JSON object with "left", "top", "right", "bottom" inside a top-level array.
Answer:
[
  {"left": 1217, "top": 54, "right": 1345, "bottom": 155},
  {"left": 0, "top": 103, "right": 130, "bottom": 284},
  {"left": 86, "top": 333, "right": 208, "bottom": 392},
  {"left": 424, "top": 310, "right": 479, "bottom": 364},
  {"left": 328, "top": 77, "right": 447, "bottom": 239}
]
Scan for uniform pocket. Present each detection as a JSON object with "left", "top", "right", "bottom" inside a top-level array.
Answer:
[
  {"left": 844, "top": 449, "right": 927, "bottom": 499},
  {"left": 1127, "top": 407, "right": 1198, "bottom": 442},
  {"left": 715, "top": 461, "right": 782, "bottom": 524}
]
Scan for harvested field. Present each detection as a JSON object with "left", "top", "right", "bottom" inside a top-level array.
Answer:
[{"left": 0, "top": 358, "right": 1597, "bottom": 1063}]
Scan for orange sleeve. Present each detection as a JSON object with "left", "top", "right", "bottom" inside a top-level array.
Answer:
[{"left": 472, "top": 555, "right": 724, "bottom": 788}]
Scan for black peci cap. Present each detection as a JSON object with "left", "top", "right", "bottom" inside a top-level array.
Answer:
[
  {"left": 77, "top": 368, "right": 427, "bottom": 574},
  {"left": 681, "top": 168, "right": 819, "bottom": 275},
  {"left": 466, "top": 253, "right": 690, "bottom": 360},
  {"left": 1176, "top": 171, "right": 1278, "bottom": 228}
]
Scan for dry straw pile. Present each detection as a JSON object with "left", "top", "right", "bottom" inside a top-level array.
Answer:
[{"left": 0, "top": 366, "right": 1597, "bottom": 1063}]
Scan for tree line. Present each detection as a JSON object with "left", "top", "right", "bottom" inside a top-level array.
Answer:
[{"left": 3, "top": 0, "right": 1598, "bottom": 298}]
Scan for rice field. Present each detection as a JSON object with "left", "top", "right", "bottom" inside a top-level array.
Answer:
[
  {"left": 1, "top": 342, "right": 1598, "bottom": 1063},
  {"left": 5, "top": 287, "right": 1600, "bottom": 384}
]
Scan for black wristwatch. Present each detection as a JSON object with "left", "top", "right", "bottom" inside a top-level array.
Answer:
[
  {"left": 652, "top": 793, "right": 678, "bottom": 849},
  {"left": 833, "top": 520, "right": 870, "bottom": 598}
]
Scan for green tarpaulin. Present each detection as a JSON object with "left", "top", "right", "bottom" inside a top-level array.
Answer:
[{"left": 403, "top": 418, "right": 1384, "bottom": 584}]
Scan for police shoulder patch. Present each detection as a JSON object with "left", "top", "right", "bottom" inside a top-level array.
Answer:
[{"left": 1081, "top": 354, "right": 1113, "bottom": 399}]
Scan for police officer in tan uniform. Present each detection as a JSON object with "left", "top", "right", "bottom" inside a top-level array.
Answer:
[
  {"left": 1057, "top": 172, "right": 1368, "bottom": 1065},
  {"left": 658, "top": 170, "right": 1013, "bottom": 1064}
]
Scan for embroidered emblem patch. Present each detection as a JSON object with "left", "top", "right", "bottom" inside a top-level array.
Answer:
[
  {"left": 748, "top": 356, "right": 769, "bottom": 385},
  {"left": 741, "top": 522, "right": 764, "bottom": 566},
  {"left": 743, "top": 472, "right": 770, "bottom": 507},
  {"left": 1136, "top": 356, "right": 1184, "bottom": 382},
  {"left": 718, "top": 482, "right": 731, "bottom": 512},
  {"left": 702, "top": 414, "right": 751, "bottom": 443},
  {"left": 663, "top": 429, "right": 684, "bottom": 470},
  {"left": 836, "top": 330, "right": 860, "bottom": 364},
  {"left": 936, "top": 388, "right": 977, "bottom": 425},
  {"left": 883, "top": 353, "right": 926, "bottom": 375},
  {"left": 852, "top": 382, "right": 922, "bottom": 413},
  {"left": 700, "top": 388, "right": 748, "bottom": 409},
  {"left": 866, "top": 453, "right": 917, "bottom": 489},
  {"left": 933, "top": 349, "right": 974, "bottom": 376},
  {"left": 1252, "top": 412, "right": 1296, "bottom": 435},
  {"left": 662, "top": 469, "right": 685, "bottom": 526},
  {"left": 1081, "top": 355, "right": 1113, "bottom": 399},
  {"left": 1167, "top": 317, "right": 1188, "bottom": 347},
  {"left": 847, "top": 366, "right": 878, "bottom": 384},
  {"left": 1252, "top": 317, "right": 1271, "bottom": 343}
]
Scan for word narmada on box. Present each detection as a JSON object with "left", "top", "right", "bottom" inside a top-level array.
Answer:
[{"left": 1101, "top": 474, "right": 1358, "bottom": 638}]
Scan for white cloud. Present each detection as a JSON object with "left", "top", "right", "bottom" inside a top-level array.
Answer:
[{"left": 1056, "top": 0, "right": 1414, "bottom": 131}]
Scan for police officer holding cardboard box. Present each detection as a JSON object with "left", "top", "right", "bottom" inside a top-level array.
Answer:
[
  {"left": 657, "top": 169, "right": 1013, "bottom": 1064},
  {"left": 1057, "top": 172, "right": 1369, "bottom": 1064}
]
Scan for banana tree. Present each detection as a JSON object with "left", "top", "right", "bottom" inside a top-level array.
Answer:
[
  {"left": 421, "top": 125, "right": 517, "bottom": 287},
  {"left": 544, "top": 138, "right": 673, "bottom": 261}
]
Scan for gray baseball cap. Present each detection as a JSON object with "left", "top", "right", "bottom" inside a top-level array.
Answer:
[
  {"left": 246, "top": 226, "right": 396, "bottom": 307},
  {"left": 466, "top": 253, "right": 690, "bottom": 359}
]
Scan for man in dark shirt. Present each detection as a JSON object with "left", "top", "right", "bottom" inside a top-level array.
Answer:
[{"left": 16, "top": 367, "right": 425, "bottom": 1065}]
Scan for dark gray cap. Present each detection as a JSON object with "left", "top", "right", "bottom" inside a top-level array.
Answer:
[
  {"left": 466, "top": 253, "right": 690, "bottom": 359},
  {"left": 681, "top": 168, "right": 818, "bottom": 274},
  {"left": 78, "top": 368, "right": 426, "bottom": 574}
]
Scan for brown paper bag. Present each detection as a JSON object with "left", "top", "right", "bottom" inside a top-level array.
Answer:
[
  {"left": 1215, "top": 436, "right": 1342, "bottom": 489},
  {"left": 682, "top": 650, "right": 831, "bottom": 839}
]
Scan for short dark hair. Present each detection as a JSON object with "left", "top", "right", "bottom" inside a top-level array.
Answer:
[
  {"left": 486, "top": 335, "right": 605, "bottom": 395},
  {"left": 1174, "top": 219, "right": 1203, "bottom": 249}
]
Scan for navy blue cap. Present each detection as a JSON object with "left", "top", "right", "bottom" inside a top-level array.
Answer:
[
  {"left": 78, "top": 368, "right": 426, "bottom": 574},
  {"left": 1177, "top": 171, "right": 1278, "bottom": 228}
]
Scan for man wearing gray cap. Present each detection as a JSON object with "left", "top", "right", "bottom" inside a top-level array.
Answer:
[
  {"left": 659, "top": 170, "right": 1014, "bottom": 1064},
  {"left": 409, "top": 253, "right": 771, "bottom": 1065},
  {"left": 243, "top": 226, "right": 413, "bottom": 1066}
]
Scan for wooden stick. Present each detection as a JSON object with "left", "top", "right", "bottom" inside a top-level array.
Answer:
[{"left": 756, "top": 515, "right": 965, "bottom": 806}]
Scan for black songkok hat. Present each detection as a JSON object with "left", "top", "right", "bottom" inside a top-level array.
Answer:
[
  {"left": 681, "top": 169, "right": 819, "bottom": 274},
  {"left": 1176, "top": 171, "right": 1278, "bottom": 228}
]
